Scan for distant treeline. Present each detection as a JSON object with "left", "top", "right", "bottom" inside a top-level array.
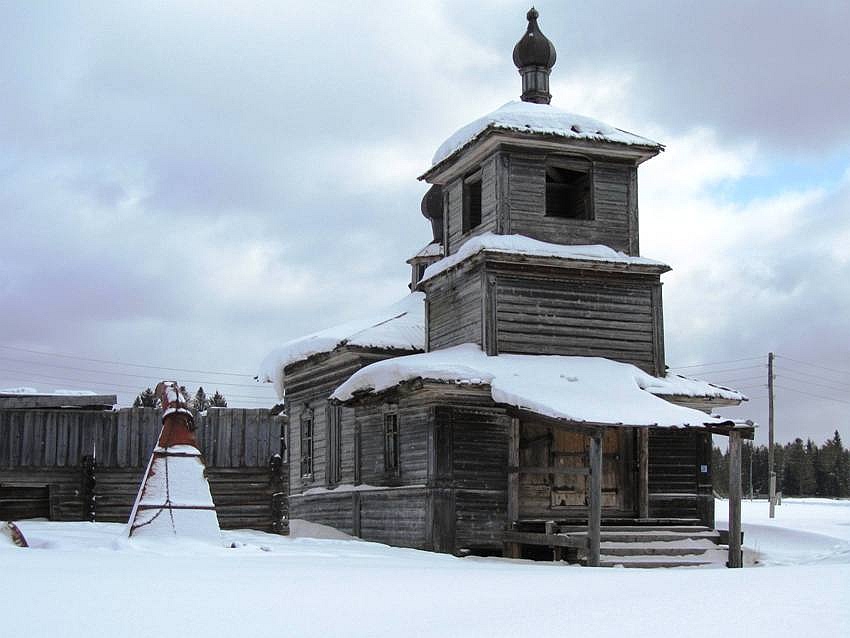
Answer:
[{"left": 713, "top": 430, "right": 850, "bottom": 498}]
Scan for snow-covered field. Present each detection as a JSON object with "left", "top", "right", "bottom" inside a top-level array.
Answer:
[{"left": 3, "top": 499, "right": 849, "bottom": 638}]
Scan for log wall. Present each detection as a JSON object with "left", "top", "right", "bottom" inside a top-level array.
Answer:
[
  {"left": 0, "top": 407, "right": 285, "bottom": 530},
  {"left": 648, "top": 428, "right": 714, "bottom": 525},
  {"left": 494, "top": 273, "right": 661, "bottom": 374}
]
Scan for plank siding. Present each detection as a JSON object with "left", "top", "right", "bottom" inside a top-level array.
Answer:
[
  {"left": 648, "top": 428, "right": 703, "bottom": 521},
  {"left": 506, "top": 155, "right": 636, "bottom": 253},
  {"left": 0, "top": 407, "right": 284, "bottom": 529},
  {"left": 450, "top": 406, "right": 509, "bottom": 551},
  {"left": 445, "top": 156, "right": 500, "bottom": 257},
  {"left": 426, "top": 264, "right": 484, "bottom": 351},
  {"left": 495, "top": 275, "right": 657, "bottom": 373},
  {"left": 284, "top": 348, "right": 420, "bottom": 495}
]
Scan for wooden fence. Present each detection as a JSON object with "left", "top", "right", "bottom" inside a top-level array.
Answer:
[{"left": 0, "top": 407, "right": 287, "bottom": 531}]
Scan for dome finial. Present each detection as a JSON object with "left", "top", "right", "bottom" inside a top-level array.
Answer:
[{"left": 513, "top": 7, "right": 557, "bottom": 104}]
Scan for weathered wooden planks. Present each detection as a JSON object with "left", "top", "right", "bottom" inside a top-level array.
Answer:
[{"left": 0, "top": 407, "right": 284, "bottom": 529}]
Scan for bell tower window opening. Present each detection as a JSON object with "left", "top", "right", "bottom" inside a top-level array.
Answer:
[
  {"left": 545, "top": 165, "right": 593, "bottom": 220},
  {"left": 462, "top": 170, "right": 482, "bottom": 233}
]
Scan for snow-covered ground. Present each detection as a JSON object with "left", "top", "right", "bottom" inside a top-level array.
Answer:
[{"left": 3, "top": 499, "right": 849, "bottom": 638}]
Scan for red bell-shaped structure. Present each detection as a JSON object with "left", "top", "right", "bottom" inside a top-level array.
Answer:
[{"left": 126, "top": 381, "right": 220, "bottom": 542}]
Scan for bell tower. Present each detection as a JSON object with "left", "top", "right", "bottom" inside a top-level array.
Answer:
[{"left": 416, "top": 9, "right": 669, "bottom": 376}]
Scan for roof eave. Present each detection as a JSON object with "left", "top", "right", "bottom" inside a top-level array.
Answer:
[
  {"left": 417, "top": 248, "right": 671, "bottom": 291},
  {"left": 419, "top": 127, "right": 664, "bottom": 184}
]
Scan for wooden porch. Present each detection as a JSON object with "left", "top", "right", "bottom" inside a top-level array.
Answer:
[{"left": 502, "top": 411, "right": 754, "bottom": 567}]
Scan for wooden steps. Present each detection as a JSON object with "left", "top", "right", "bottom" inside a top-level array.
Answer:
[
  {"left": 508, "top": 520, "right": 728, "bottom": 568},
  {"left": 571, "top": 525, "right": 727, "bottom": 568}
]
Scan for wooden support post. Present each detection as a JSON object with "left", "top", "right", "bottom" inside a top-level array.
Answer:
[
  {"left": 728, "top": 431, "right": 743, "bottom": 568},
  {"left": 768, "top": 352, "right": 776, "bottom": 518},
  {"left": 587, "top": 431, "right": 603, "bottom": 567},
  {"left": 504, "top": 416, "right": 521, "bottom": 559},
  {"left": 638, "top": 427, "right": 650, "bottom": 519},
  {"left": 508, "top": 417, "right": 520, "bottom": 526}
]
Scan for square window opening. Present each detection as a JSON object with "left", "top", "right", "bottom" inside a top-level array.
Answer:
[{"left": 546, "top": 166, "right": 592, "bottom": 220}]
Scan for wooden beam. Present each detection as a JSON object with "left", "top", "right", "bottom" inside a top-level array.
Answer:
[
  {"left": 508, "top": 466, "right": 590, "bottom": 476},
  {"left": 587, "top": 431, "right": 603, "bottom": 567},
  {"left": 728, "top": 431, "right": 743, "bottom": 568},
  {"left": 638, "top": 426, "right": 650, "bottom": 519},
  {"left": 507, "top": 417, "right": 520, "bottom": 527},
  {"left": 503, "top": 531, "right": 587, "bottom": 549},
  {"left": 0, "top": 394, "right": 117, "bottom": 410}
]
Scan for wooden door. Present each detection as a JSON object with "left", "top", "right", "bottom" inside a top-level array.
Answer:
[
  {"left": 518, "top": 422, "right": 635, "bottom": 518},
  {"left": 550, "top": 429, "right": 631, "bottom": 512}
]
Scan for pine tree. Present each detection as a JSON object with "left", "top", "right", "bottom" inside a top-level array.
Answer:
[
  {"left": 209, "top": 390, "right": 227, "bottom": 408},
  {"left": 193, "top": 387, "right": 210, "bottom": 412},
  {"left": 805, "top": 439, "right": 820, "bottom": 496},
  {"left": 819, "top": 430, "right": 849, "bottom": 497},
  {"left": 133, "top": 387, "right": 159, "bottom": 408}
]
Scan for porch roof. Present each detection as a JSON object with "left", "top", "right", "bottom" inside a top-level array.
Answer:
[{"left": 331, "top": 344, "right": 751, "bottom": 431}]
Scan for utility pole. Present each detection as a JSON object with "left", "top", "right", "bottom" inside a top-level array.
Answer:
[{"left": 768, "top": 352, "right": 776, "bottom": 518}]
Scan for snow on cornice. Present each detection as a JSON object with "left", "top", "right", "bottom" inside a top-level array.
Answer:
[
  {"left": 409, "top": 241, "right": 444, "bottom": 260},
  {"left": 431, "top": 101, "right": 663, "bottom": 167},
  {"left": 332, "top": 344, "right": 744, "bottom": 428},
  {"left": 420, "top": 233, "right": 669, "bottom": 284},
  {"left": 258, "top": 293, "right": 425, "bottom": 398}
]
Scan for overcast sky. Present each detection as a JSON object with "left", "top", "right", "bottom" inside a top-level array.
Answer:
[{"left": 1, "top": 1, "right": 848, "bottom": 445}]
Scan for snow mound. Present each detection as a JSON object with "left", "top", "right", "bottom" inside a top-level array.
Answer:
[
  {"left": 258, "top": 293, "right": 425, "bottom": 398},
  {"left": 332, "top": 344, "right": 745, "bottom": 428},
  {"left": 421, "top": 232, "right": 669, "bottom": 283},
  {"left": 432, "top": 100, "right": 663, "bottom": 166}
]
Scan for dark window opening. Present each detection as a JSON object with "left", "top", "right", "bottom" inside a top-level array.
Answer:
[
  {"left": 545, "top": 166, "right": 592, "bottom": 219},
  {"left": 462, "top": 173, "right": 482, "bottom": 232},
  {"left": 301, "top": 414, "right": 313, "bottom": 478},
  {"left": 411, "top": 261, "right": 429, "bottom": 286},
  {"left": 384, "top": 412, "right": 399, "bottom": 474},
  {"left": 327, "top": 404, "right": 341, "bottom": 486}
]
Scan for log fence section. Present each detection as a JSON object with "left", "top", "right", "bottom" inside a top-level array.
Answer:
[{"left": 0, "top": 407, "right": 286, "bottom": 531}]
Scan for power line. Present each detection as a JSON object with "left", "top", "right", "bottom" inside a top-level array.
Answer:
[
  {"left": 777, "top": 355, "right": 850, "bottom": 377},
  {"left": 775, "top": 365, "right": 850, "bottom": 389},
  {"left": 668, "top": 356, "right": 764, "bottom": 370},
  {"left": 0, "top": 355, "right": 266, "bottom": 389},
  {"left": 774, "top": 384, "right": 850, "bottom": 406},
  {"left": 672, "top": 364, "right": 764, "bottom": 376},
  {"left": 778, "top": 371, "right": 850, "bottom": 393},
  {"left": 693, "top": 374, "right": 765, "bottom": 385},
  {"left": 0, "top": 344, "right": 253, "bottom": 377},
  {"left": 0, "top": 368, "right": 274, "bottom": 403}
]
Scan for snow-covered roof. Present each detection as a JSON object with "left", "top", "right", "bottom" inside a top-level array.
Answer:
[
  {"left": 0, "top": 387, "right": 98, "bottom": 396},
  {"left": 420, "top": 233, "right": 669, "bottom": 284},
  {"left": 408, "top": 241, "right": 444, "bottom": 261},
  {"left": 259, "top": 293, "right": 425, "bottom": 398},
  {"left": 431, "top": 101, "right": 663, "bottom": 167},
  {"left": 332, "top": 344, "right": 746, "bottom": 429}
]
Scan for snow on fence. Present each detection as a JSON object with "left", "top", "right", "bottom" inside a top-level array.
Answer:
[{"left": 0, "top": 407, "right": 287, "bottom": 531}]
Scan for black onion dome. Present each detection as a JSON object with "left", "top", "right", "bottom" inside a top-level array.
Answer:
[
  {"left": 512, "top": 7, "right": 556, "bottom": 69},
  {"left": 420, "top": 185, "right": 442, "bottom": 220}
]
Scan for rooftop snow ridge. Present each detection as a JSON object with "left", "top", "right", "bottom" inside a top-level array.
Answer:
[
  {"left": 431, "top": 100, "right": 663, "bottom": 167},
  {"left": 420, "top": 233, "right": 669, "bottom": 284},
  {"left": 332, "top": 344, "right": 745, "bottom": 429},
  {"left": 258, "top": 292, "right": 425, "bottom": 398}
]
